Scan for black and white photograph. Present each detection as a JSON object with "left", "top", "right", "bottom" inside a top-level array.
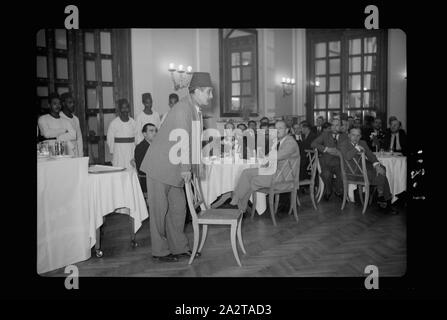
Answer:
[
  {"left": 36, "top": 27, "right": 409, "bottom": 279},
  {"left": 8, "top": 0, "right": 441, "bottom": 304}
]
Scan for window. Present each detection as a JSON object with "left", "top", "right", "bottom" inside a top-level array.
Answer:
[
  {"left": 35, "top": 29, "right": 133, "bottom": 164},
  {"left": 220, "top": 29, "right": 258, "bottom": 117},
  {"left": 306, "top": 29, "right": 387, "bottom": 125},
  {"left": 36, "top": 29, "right": 73, "bottom": 116}
]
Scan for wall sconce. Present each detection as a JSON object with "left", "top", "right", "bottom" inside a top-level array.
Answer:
[
  {"left": 281, "top": 77, "right": 295, "bottom": 97},
  {"left": 168, "top": 63, "right": 193, "bottom": 91}
]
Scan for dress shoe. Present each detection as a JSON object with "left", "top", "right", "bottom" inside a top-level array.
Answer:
[
  {"left": 152, "top": 254, "right": 179, "bottom": 262},
  {"left": 175, "top": 250, "right": 201, "bottom": 259},
  {"left": 334, "top": 191, "right": 343, "bottom": 199},
  {"left": 384, "top": 203, "right": 399, "bottom": 215}
]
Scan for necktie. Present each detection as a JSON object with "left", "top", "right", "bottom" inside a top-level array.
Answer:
[
  {"left": 276, "top": 141, "right": 280, "bottom": 150},
  {"left": 333, "top": 134, "right": 338, "bottom": 143}
]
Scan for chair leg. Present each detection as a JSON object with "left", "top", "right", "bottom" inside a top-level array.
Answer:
[
  {"left": 269, "top": 194, "right": 277, "bottom": 226},
  {"left": 251, "top": 192, "right": 257, "bottom": 221},
  {"left": 358, "top": 185, "right": 364, "bottom": 205},
  {"left": 198, "top": 225, "right": 208, "bottom": 253},
  {"left": 288, "top": 193, "right": 294, "bottom": 215},
  {"left": 274, "top": 194, "right": 279, "bottom": 213},
  {"left": 292, "top": 190, "right": 299, "bottom": 223},
  {"left": 363, "top": 185, "right": 370, "bottom": 215},
  {"left": 188, "top": 223, "right": 200, "bottom": 265},
  {"left": 296, "top": 191, "right": 302, "bottom": 207},
  {"left": 317, "top": 178, "right": 324, "bottom": 203},
  {"left": 237, "top": 217, "right": 246, "bottom": 254},
  {"left": 230, "top": 222, "right": 242, "bottom": 266},
  {"left": 341, "top": 182, "right": 348, "bottom": 210},
  {"left": 310, "top": 182, "right": 317, "bottom": 211}
]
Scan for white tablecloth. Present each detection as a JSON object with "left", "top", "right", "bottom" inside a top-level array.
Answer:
[
  {"left": 37, "top": 157, "right": 91, "bottom": 274},
  {"left": 200, "top": 158, "right": 267, "bottom": 214},
  {"left": 348, "top": 154, "right": 407, "bottom": 204},
  {"left": 376, "top": 154, "right": 407, "bottom": 203},
  {"left": 87, "top": 168, "right": 149, "bottom": 246}
]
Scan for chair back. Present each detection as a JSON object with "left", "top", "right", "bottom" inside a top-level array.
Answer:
[
  {"left": 304, "top": 149, "right": 320, "bottom": 182},
  {"left": 338, "top": 151, "right": 369, "bottom": 186},
  {"left": 184, "top": 175, "right": 208, "bottom": 223},
  {"left": 271, "top": 155, "right": 300, "bottom": 190}
]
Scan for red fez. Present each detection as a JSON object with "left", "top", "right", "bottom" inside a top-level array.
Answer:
[{"left": 189, "top": 72, "right": 212, "bottom": 88}]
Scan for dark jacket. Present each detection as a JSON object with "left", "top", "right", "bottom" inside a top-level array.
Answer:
[
  {"left": 383, "top": 129, "right": 407, "bottom": 154},
  {"left": 134, "top": 139, "right": 150, "bottom": 176}
]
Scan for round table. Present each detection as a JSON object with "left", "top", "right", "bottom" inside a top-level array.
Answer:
[
  {"left": 348, "top": 153, "right": 407, "bottom": 204},
  {"left": 375, "top": 153, "right": 407, "bottom": 203},
  {"left": 200, "top": 157, "right": 267, "bottom": 214}
]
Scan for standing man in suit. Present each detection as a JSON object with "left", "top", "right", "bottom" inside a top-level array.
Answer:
[
  {"left": 384, "top": 118, "right": 407, "bottom": 154},
  {"left": 140, "top": 72, "right": 213, "bottom": 262},
  {"left": 229, "top": 120, "right": 300, "bottom": 213},
  {"left": 311, "top": 118, "right": 348, "bottom": 200},
  {"left": 339, "top": 127, "right": 397, "bottom": 214}
]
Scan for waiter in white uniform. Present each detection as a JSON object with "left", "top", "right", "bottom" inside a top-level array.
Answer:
[{"left": 106, "top": 99, "right": 138, "bottom": 169}]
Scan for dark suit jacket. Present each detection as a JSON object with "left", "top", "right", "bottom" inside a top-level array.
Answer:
[
  {"left": 297, "top": 131, "right": 317, "bottom": 154},
  {"left": 339, "top": 139, "right": 379, "bottom": 175},
  {"left": 311, "top": 131, "right": 348, "bottom": 167},
  {"left": 311, "top": 126, "right": 324, "bottom": 136},
  {"left": 134, "top": 139, "right": 150, "bottom": 176},
  {"left": 383, "top": 129, "right": 407, "bottom": 154},
  {"left": 140, "top": 95, "right": 201, "bottom": 187}
]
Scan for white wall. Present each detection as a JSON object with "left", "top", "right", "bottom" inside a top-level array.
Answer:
[
  {"left": 131, "top": 28, "right": 304, "bottom": 130},
  {"left": 131, "top": 29, "right": 405, "bottom": 130},
  {"left": 387, "top": 29, "right": 407, "bottom": 130}
]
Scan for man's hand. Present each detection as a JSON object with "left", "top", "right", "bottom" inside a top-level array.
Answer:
[
  {"left": 181, "top": 171, "right": 192, "bottom": 183},
  {"left": 375, "top": 164, "right": 385, "bottom": 176},
  {"left": 326, "top": 147, "right": 339, "bottom": 156},
  {"left": 357, "top": 145, "right": 365, "bottom": 153}
]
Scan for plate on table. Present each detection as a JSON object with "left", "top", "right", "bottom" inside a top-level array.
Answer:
[{"left": 88, "top": 165, "right": 126, "bottom": 174}]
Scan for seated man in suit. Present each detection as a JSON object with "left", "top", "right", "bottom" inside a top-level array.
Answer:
[
  {"left": 311, "top": 118, "right": 348, "bottom": 201},
  {"left": 131, "top": 123, "right": 157, "bottom": 193},
  {"left": 364, "top": 117, "right": 386, "bottom": 151},
  {"left": 339, "top": 127, "right": 397, "bottom": 214},
  {"left": 229, "top": 120, "right": 300, "bottom": 213},
  {"left": 384, "top": 118, "right": 407, "bottom": 155},
  {"left": 312, "top": 116, "right": 325, "bottom": 136},
  {"left": 296, "top": 121, "right": 317, "bottom": 180}
]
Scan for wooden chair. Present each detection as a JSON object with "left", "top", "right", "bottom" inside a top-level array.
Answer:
[
  {"left": 294, "top": 149, "right": 319, "bottom": 211},
  {"left": 339, "top": 151, "right": 372, "bottom": 214},
  {"left": 185, "top": 175, "right": 246, "bottom": 267},
  {"left": 251, "top": 155, "right": 300, "bottom": 226}
]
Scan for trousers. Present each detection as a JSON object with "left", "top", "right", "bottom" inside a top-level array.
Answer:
[{"left": 146, "top": 176, "right": 190, "bottom": 256}]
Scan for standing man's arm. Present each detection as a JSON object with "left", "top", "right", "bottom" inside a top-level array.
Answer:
[
  {"left": 38, "top": 116, "right": 66, "bottom": 139},
  {"left": 57, "top": 119, "right": 76, "bottom": 141}
]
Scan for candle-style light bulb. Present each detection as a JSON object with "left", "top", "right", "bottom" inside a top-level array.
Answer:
[
  {"left": 169, "top": 63, "right": 175, "bottom": 71},
  {"left": 187, "top": 66, "right": 192, "bottom": 73},
  {"left": 282, "top": 77, "right": 286, "bottom": 83},
  {"left": 286, "top": 78, "right": 291, "bottom": 84},
  {"left": 178, "top": 64, "right": 184, "bottom": 72},
  {"left": 291, "top": 78, "right": 295, "bottom": 84}
]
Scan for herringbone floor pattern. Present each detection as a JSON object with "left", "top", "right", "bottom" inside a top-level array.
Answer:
[{"left": 43, "top": 194, "right": 406, "bottom": 277}]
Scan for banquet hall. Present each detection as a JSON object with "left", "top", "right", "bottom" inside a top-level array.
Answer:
[{"left": 36, "top": 28, "right": 407, "bottom": 277}]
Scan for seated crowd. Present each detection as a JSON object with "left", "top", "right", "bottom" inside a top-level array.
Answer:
[{"left": 37, "top": 87, "right": 404, "bottom": 262}]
